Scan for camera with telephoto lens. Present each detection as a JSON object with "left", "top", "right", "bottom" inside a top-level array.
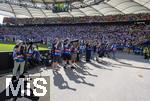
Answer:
[
  {"left": 23, "top": 40, "right": 43, "bottom": 45},
  {"left": 70, "top": 39, "right": 79, "bottom": 44}
]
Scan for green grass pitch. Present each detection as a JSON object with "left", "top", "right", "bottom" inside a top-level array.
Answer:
[{"left": 0, "top": 43, "right": 48, "bottom": 52}]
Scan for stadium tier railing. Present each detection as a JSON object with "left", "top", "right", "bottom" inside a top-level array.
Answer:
[{"left": 3, "top": 13, "right": 150, "bottom": 25}]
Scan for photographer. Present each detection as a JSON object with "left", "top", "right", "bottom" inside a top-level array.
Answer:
[
  {"left": 111, "top": 43, "right": 117, "bottom": 59},
  {"left": 86, "top": 41, "right": 92, "bottom": 62},
  {"left": 51, "top": 38, "right": 62, "bottom": 70},
  {"left": 25, "top": 40, "right": 44, "bottom": 67},
  {"left": 26, "top": 44, "right": 41, "bottom": 66},
  {"left": 71, "top": 41, "right": 79, "bottom": 69},
  {"left": 26, "top": 44, "right": 34, "bottom": 66},
  {"left": 12, "top": 40, "right": 26, "bottom": 80},
  {"left": 62, "top": 38, "right": 72, "bottom": 69}
]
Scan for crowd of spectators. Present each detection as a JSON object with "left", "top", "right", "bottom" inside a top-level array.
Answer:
[
  {"left": 0, "top": 23, "right": 149, "bottom": 48},
  {"left": 3, "top": 13, "right": 150, "bottom": 25}
]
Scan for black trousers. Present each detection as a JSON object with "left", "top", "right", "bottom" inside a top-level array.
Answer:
[
  {"left": 86, "top": 51, "right": 91, "bottom": 62},
  {"left": 144, "top": 53, "right": 148, "bottom": 59}
]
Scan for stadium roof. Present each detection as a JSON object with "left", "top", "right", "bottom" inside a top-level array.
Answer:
[{"left": 0, "top": 0, "right": 150, "bottom": 18}]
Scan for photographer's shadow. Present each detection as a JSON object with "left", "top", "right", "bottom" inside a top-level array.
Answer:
[
  {"left": 64, "top": 68, "right": 95, "bottom": 87},
  {"left": 53, "top": 70, "right": 76, "bottom": 91},
  {"left": 0, "top": 79, "right": 39, "bottom": 101}
]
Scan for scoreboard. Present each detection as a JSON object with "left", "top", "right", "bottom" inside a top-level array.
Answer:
[{"left": 52, "top": 2, "right": 70, "bottom": 13}]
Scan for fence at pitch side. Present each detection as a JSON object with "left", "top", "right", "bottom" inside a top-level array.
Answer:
[{"left": 0, "top": 50, "right": 49, "bottom": 72}]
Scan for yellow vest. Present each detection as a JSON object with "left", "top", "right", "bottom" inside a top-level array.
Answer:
[{"left": 143, "top": 47, "right": 149, "bottom": 54}]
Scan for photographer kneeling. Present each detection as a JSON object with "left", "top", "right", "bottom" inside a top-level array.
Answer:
[{"left": 12, "top": 40, "right": 26, "bottom": 81}]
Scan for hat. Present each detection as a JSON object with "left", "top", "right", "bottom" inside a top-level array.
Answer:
[
  {"left": 16, "top": 40, "right": 23, "bottom": 44},
  {"left": 32, "top": 45, "right": 37, "bottom": 48}
]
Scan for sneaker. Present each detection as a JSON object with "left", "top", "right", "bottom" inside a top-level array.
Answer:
[
  {"left": 71, "top": 66, "right": 76, "bottom": 69},
  {"left": 63, "top": 66, "right": 67, "bottom": 69}
]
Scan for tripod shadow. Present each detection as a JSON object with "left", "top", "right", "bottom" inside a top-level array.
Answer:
[
  {"left": 110, "top": 58, "right": 150, "bottom": 70},
  {"left": 90, "top": 62, "right": 113, "bottom": 71},
  {"left": 75, "top": 66, "right": 98, "bottom": 77},
  {"left": 112, "top": 61, "right": 150, "bottom": 70},
  {"left": 114, "top": 59, "right": 133, "bottom": 66},
  {"left": 76, "top": 61, "right": 93, "bottom": 70},
  {"left": 53, "top": 70, "right": 76, "bottom": 91},
  {"left": 97, "top": 59, "right": 122, "bottom": 69},
  {"left": 0, "top": 79, "right": 39, "bottom": 101},
  {"left": 64, "top": 68, "right": 94, "bottom": 87}
]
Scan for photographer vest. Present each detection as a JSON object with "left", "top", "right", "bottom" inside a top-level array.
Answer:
[{"left": 13, "top": 50, "right": 25, "bottom": 62}]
